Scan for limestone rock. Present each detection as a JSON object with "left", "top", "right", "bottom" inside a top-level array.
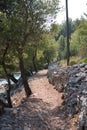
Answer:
[
  {"left": 47, "top": 62, "right": 68, "bottom": 92},
  {"left": 47, "top": 62, "right": 87, "bottom": 129}
]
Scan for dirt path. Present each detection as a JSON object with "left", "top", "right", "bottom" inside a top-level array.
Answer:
[
  {"left": 29, "top": 70, "right": 76, "bottom": 130},
  {"left": 29, "top": 70, "right": 63, "bottom": 109},
  {"left": 12, "top": 70, "right": 62, "bottom": 108},
  {"left": 0, "top": 70, "right": 76, "bottom": 130}
]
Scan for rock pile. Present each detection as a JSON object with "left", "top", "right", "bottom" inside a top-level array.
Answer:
[
  {"left": 0, "top": 97, "right": 67, "bottom": 130},
  {"left": 47, "top": 62, "right": 68, "bottom": 92},
  {"left": 0, "top": 98, "right": 52, "bottom": 130},
  {"left": 0, "top": 77, "right": 23, "bottom": 104},
  {"left": 65, "top": 63, "right": 87, "bottom": 130},
  {"left": 47, "top": 62, "right": 87, "bottom": 129}
]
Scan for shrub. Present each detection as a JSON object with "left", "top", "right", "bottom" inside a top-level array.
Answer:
[
  {"left": 70, "top": 61, "right": 77, "bottom": 66},
  {"left": 80, "top": 57, "right": 87, "bottom": 63}
]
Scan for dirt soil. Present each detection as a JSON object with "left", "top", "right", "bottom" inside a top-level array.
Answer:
[{"left": 0, "top": 70, "right": 77, "bottom": 130}]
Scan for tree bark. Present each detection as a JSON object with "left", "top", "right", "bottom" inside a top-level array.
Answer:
[
  {"left": 2, "top": 63, "right": 12, "bottom": 108},
  {"left": 32, "top": 56, "right": 37, "bottom": 72},
  {"left": 32, "top": 47, "right": 38, "bottom": 72},
  {"left": 8, "top": 73, "right": 18, "bottom": 84},
  {"left": 19, "top": 50, "right": 32, "bottom": 97},
  {"left": 2, "top": 44, "right": 12, "bottom": 108}
]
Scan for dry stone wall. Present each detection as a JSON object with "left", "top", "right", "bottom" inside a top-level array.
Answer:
[
  {"left": 48, "top": 62, "right": 87, "bottom": 130},
  {"left": 47, "top": 62, "right": 68, "bottom": 92}
]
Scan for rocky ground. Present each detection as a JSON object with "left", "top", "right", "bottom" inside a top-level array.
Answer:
[{"left": 0, "top": 70, "right": 76, "bottom": 130}]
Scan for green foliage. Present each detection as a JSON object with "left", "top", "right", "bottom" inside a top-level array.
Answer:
[
  {"left": 80, "top": 57, "right": 87, "bottom": 63},
  {"left": 56, "top": 18, "right": 75, "bottom": 40},
  {"left": 43, "top": 46, "right": 56, "bottom": 65},
  {"left": 70, "top": 61, "right": 77, "bottom": 66},
  {"left": 78, "top": 38, "right": 87, "bottom": 57},
  {"left": 50, "top": 23, "right": 59, "bottom": 33},
  {"left": 50, "top": 23, "right": 59, "bottom": 38},
  {"left": 70, "top": 30, "right": 80, "bottom": 56},
  {"left": 56, "top": 18, "right": 78, "bottom": 62},
  {"left": 57, "top": 35, "right": 66, "bottom": 60},
  {"left": 73, "top": 18, "right": 81, "bottom": 30},
  {"left": 50, "top": 17, "right": 87, "bottom": 65},
  {"left": 42, "top": 32, "right": 58, "bottom": 65},
  {"left": 78, "top": 20, "right": 87, "bottom": 36},
  {"left": 55, "top": 17, "right": 87, "bottom": 63},
  {"left": 76, "top": 19, "right": 87, "bottom": 57},
  {"left": 24, "top": 32, "right": 58, "bottom": 69},
  {"left": 0, "top": 0, "right": 60, "bottom": 75}
]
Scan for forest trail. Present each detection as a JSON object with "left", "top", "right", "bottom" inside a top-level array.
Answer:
[
  {"left": 29, "top": 70, "right": 63, "bottom": 109},
  {"left": 12, "top": 69, "right": 62, "bottom": 108},
  {"left": 29, "top": 69, "right": 76, "bottom": 130},
  {"left": 0, "top": 70, "right": 76, "bottom": 130}
]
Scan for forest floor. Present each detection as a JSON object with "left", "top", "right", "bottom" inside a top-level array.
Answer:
[{"left": 0, "top": 70, "right": 77, "bottom": 130}]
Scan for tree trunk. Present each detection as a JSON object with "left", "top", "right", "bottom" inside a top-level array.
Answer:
[
  {"left": 19, "top": 51, "right": 32, "bottom": 97},
  {"left": 32, "top": 56, "right": 37, "bottom": 73},
  {"left": 32, "top": 47, "right": 38, "bottom": 72},
  {"left": 2, "top": 63, "right": 12, "bottom": 108},
  {"left": 2, "top": 44, "right": 12, "bottom": 108},
  {"left": 8, "top": 73, "right": 18, "bottom": 84},
  {"left": 6, "top": 76, "right": 12, "bottom": 108}
]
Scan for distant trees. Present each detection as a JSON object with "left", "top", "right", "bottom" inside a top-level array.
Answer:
[
  {"left": 57, "top": 35, "right": 66, "bottom": 60},
  {"left": 43, "top": 34, "right": 57, "bottom": 65},
  {"left": 77, "top": 19, "right": 87, "bottom": 57},
  {"left": 70, "top": 18, "right": 87, "bottom": 58},
  {"left": 55, "top": 16, "right": 87, "bottom": 63}
]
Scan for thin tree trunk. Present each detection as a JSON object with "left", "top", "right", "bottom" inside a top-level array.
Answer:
[
  {"left": 19, "top": 50, "right": 32, "bottom": 97},
  {"left": 32, "top": 56, "right": 37, "bottom": 72},
  {"left": 2, "top": 44, "right": 12, "bottom": 108},
  {"left": 32, "top": 47, "right": 38, "bottom": 72},
  {"left": 8, "top": 73, "right": 18, "bottom": 84}
]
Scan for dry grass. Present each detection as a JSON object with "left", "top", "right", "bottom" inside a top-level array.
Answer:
[{"left": 60, "top": 56, "right": 81, "bottom": 67}]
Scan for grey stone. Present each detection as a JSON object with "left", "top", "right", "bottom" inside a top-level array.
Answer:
[
  {"left": 47, "top": 62, "right": 87, "bottom": 130},
  {"left": 47, "top": 62, "right": 68, "bottom": 92}
]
